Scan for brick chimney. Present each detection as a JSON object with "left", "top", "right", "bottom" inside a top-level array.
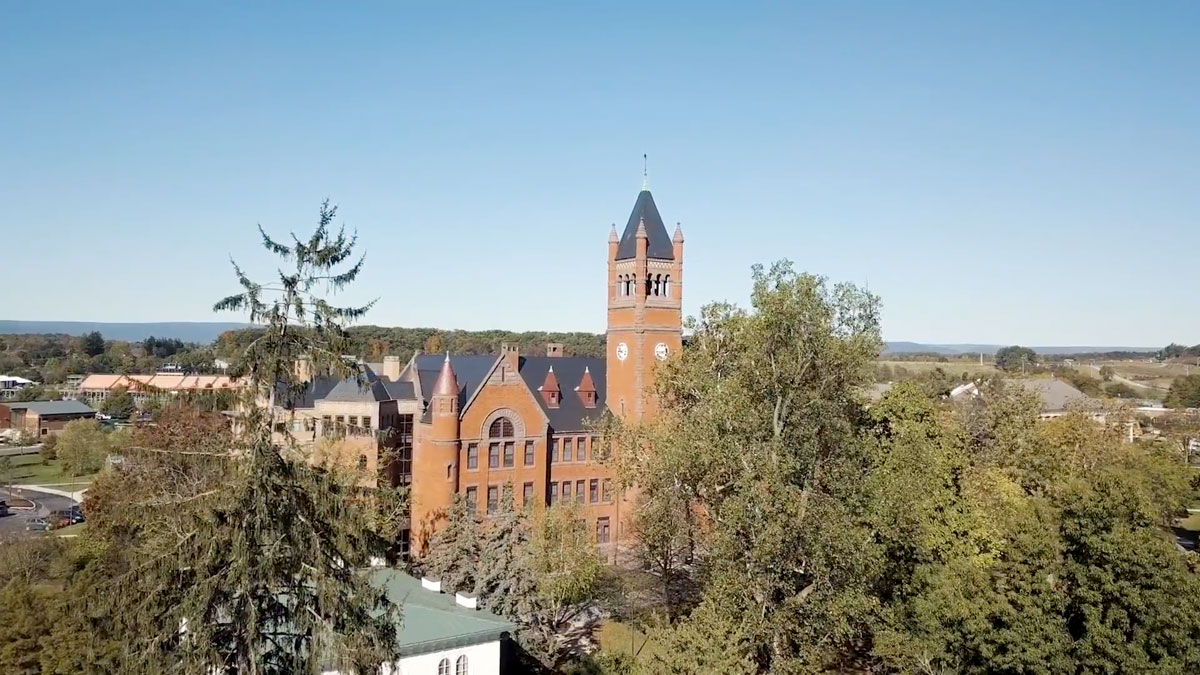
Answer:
[
  {"left": 382, "top": 355, "right": 401, "bottom": 381},
  {"left": 500, "top": 342, "right": 520, "bottom": 381},
  {"left": 546, "top": 343, "right": 564, "bottom": 358},
  {"left": 539, "top": 366, "right": 561, "bottom": 408}
]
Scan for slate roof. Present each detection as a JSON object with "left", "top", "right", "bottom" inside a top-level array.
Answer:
[
  {"left": 615, "top": 189, "right": 675, "bottom": 260},
  {"left": 412, "top": 355, "right": 498, "bottom": 423},
  {"left": 367, "top": 569, "right": 515, "bottom": 656},
  {"left": 518, "top": 356, "right": 607, "bottom": 432},
  {"left": 1010, "top": 378, "right": 1096, "bottom": 413},
  {"left": 4, "top": 400, "right": 95, "bottom": 416}
]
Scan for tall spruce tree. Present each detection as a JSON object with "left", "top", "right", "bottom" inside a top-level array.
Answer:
[
  {"left": 104, "top": 201, "right": 398, "bottom": 674},
  {"left": 424, "top": 493, "right": 482, "bottom": 593}
]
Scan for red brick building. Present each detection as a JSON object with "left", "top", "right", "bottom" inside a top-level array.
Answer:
[{"left": 404, "top": 186, "right": 685, "bottom": 554}]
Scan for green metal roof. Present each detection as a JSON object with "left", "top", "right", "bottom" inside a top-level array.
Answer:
[{"left": 367, "top": 568, "right": 516, "bottom": 656}]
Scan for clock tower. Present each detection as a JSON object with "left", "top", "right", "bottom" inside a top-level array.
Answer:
[{"left": 606, "top": 186, "right": 684, "bottom": 420}]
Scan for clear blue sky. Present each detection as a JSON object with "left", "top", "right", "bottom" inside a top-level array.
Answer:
[{"left": 3, "top": 2, "right": 1197, "bottom": 346}]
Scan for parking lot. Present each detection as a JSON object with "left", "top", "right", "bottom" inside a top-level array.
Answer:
[{"left": 0, "top": 486, "right": 80, "bottom": 539}]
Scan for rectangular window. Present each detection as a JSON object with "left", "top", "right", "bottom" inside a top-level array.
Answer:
[
  {"left": 579, "top": 437, "right": 587, "bottom": 462},
  {"left": 487, "top": 485, "right": 498, "bottom": 515},
  {"left": 335, "top": 415, "right": 344, "bottom": 425},
  {"left": 465, "top": 486, "right": 478, "bottom": 512},
  {"left": 563, "top": 438, "right": 573, "bottom": 462},
  {"left": 503, "top": 441, "right": 514, "bottom": 468},
  {"left": 602, "top": 478, "right": 612, "bottom": 503},
  {"left": 550, "top": 438, "right": 558, "bottom": 463},
  {"left": 597, "top": 517, "right": 611, "bottom": 544},
  {"left": 467, "top": 444, "right": 478, "bottom": 470},
  {"left": 589, "top": 479, "right": 599, "bottom": 503},
  {"left": 549, "top": 482, "right": 558, "bottom": 504},
  {"left": 349, "top": 416, "right": 358, "bottom": 427},
  {"left": 576, "top": 479, "right": 585, "bottom": 503},
  {"left": 562, "top": 481, "right": 572, "bottom": 501},
  {"left": 322, "top": 415, "right": 332, "bottom": 436},
  {"left": 362, "top": 416, "right": 372, "bottom": 431},
  {"left": 524, "top": 441, "right": 535, "bottom": 466},
  {"left": 489, "top": 443, "right": 500, "bottom": 468},
  {"left": 523, "top": 481, "right": 534, "bottom": 505}
]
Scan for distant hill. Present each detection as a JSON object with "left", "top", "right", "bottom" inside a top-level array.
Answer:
[
  {"left": 0, "top": 321, "right": 1160, "bottom": 356},
  {"left": 0, "top": 320, "right": 249, "bottom": 343},
  {"left": 883, "top": 342, "right": 1158, "bottom": 356}
]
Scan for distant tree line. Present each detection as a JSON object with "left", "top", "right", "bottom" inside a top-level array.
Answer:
[
  {"left": 0, "top": 332, "right": 222, "bottom": 385},
  {"left": 215, "top": 325, "right": 607, "bottom": 361}
]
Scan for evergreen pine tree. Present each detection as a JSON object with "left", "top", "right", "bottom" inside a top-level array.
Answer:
[
  {"left": 104, "top": 201, "right": 399, "bottom": 674},
  {"left": 423, "top": 493, "right": 482, "bottom": 593}
]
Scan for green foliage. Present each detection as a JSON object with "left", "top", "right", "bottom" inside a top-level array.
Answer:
[
  {"left": 11, "top": 384, "right": 61, "bottom": 402},
  {"left": 424, "top": 493, "right": 482, "bottom": 593},
  {"left": 82, "top": 331, "right": 106, "bottom": 357},
  {"left": 56, "top": 419, "right": 122, "bottom": 476},
  {"left": 1099, "top": 365, "right": 1114, "bottom": 381},
  {"left": 1165, "top": 374, "right": 1200, "bottom": 408},
  {"left": 39, "top": 434, "right": 57, "bottom": 462},
  {"left": 608, "top": 260, "right": 883, "bottom": 672},
  {"left": 1055, "top": 367, "right": 1104, "bottom": 397},
  {"left": 100, "top": 386, "right": 136, "bottom": 419},
  {"left": 995, "top": 345, "right": 1038, "bottom": 372},
  {"left": 1105, "top": 381, "right": 1139, "bottom": 399},
  {"left": 423, "top": 494, "right": 609, "bottom": 670}
]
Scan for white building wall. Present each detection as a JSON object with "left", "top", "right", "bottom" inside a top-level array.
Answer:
[{"left": 324, "top": 639, "right": 502, "bottom": 675}]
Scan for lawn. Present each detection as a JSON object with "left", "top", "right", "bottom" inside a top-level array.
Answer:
[
  {"left": 1178, "top": 509, "right": 1200, "bottom": 534},
  {"left": 598, "top": 620, "right": 665, "bottom": 664},
  {"left": 1, "top": 453, "right": 96, "bottom": 487}
]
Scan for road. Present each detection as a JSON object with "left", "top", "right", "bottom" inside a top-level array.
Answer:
[
  {"left": 0, "top": 444, "right": 42, "bottom": 457},
  {"left": 1083, "top": 365, "right": 1168, "bottom": 393},
  {"left": 0, "top": 486, "right": 78, "bottom": 539}
]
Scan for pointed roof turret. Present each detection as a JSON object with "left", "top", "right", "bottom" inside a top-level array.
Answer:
[
  {"left": 538, "top": 365, "right": 561, "bottom": 408},
  {"left": 574, "top": 365, "right": 597, "bottom": 408},
  {"left": 432, "top": 352, "right": 458, "bottom": 397},
  {"left": 673, "top": 222, "right": 684, "bottom": 243},
  {"left": 615, "top": 189, "right": 674, "bottom": 260},
  {"left": 609, "top": 223, "right": 618, "bottom": 243},
  {"left": 575, "top": 366, "right": 595, "bottom": 394}
]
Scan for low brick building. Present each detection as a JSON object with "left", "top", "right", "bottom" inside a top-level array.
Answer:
[{"left": 0, "top": 400, "right": 96, "bottom": 437}]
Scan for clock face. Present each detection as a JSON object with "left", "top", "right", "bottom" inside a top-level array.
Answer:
[
  {"left": 616, "top": 342, "right": 629, "bottom": 361},
  {"left": 655, "top": 342, "right": 669, "bottom": 361}
]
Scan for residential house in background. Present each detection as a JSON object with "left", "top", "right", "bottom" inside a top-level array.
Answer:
[
  {"left": 1009, "top": 378, "right": 1099, "bottom": 419},
  {"left": 0, "top": 375, "right": 36, "bottom": 401},
  {"left": 0, "top": 400, "right": 96, "bottom": 436}
]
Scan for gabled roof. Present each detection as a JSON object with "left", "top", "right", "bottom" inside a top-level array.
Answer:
[
  {"left": 615, "top": 189, "right": 674, "bottom": 260},
  {"left": 4, "top": 400, "right": 95, "bottom": 416},
  {"left": 518, "top": 356, "right": 607, "bottom": 432},
  {"left": 1009, "top": 378, "right": 1096, "bottom": 413}
]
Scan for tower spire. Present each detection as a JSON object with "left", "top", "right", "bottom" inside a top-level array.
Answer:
[{"left": 642, "top": 153, "right": 649, "bottom": 191}]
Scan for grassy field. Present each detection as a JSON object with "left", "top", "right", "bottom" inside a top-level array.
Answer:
[
  {"left": 598, "top": 620, "right": 664, "bottom": 664},
  {"left": 1178, "top": 510, "right": 1200, "bottom": 534},
  {"left": 1, "top": 453, "right": 95, "bottom": 487},
  {"left": 876, "top": 360, "right": 1000, "bottom": 377},
  {"left": 55, "top": 522, "right": 87, "bottom": 536}
]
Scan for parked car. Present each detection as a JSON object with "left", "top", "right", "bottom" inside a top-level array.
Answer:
[
  {"left": 0, "top": 500, "right": 9, "bottom": 517},
  {"left": 48, "top": 510, "right": 76, "bottom": 528},
  {"left": 68, "top": 504, "right": 85, "bottom": 524},
  {"left": 26, "top": 517, "right": 50, "bottom": 532}
]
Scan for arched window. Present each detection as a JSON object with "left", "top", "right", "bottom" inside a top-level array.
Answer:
[
  {"left": 456, "top": 654, "right": 469, "bottom": 675},
  {"left": 645, "top": 276, "right": 652, "bottom": 296},
  {"left": 489, "top": 417, "right": 514, "bottom": 438},
  {"left": 438, "top": 657, "right": 450, "bottom": 675},
  {"left": 653, "top": 274, "right": 662, "bottom": 296},
  {"left": 663, "top": 274, "right": 671, "bottom": 298},
  {"left": 621, "top": 275, "right": 629, "bottom": 296}
]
